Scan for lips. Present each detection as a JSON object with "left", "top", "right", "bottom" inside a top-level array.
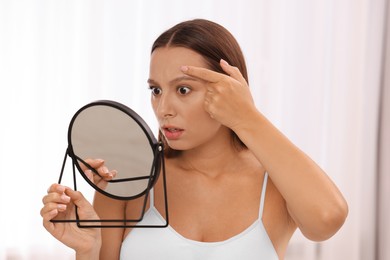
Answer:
[{"left": 161, "top": 125, "right": 184, "bottom": 140}]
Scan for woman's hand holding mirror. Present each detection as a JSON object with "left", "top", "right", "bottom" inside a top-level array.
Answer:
[
  {"left": 43, "top": 100, "right": 167, "bottom": 229},
  {"left": 41, "top": 184, "right": 102, "bottom": 257}
]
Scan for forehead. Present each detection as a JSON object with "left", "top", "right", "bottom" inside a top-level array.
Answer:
[{"left": 149, "top": 47, "right": 209, "bottom": 75}]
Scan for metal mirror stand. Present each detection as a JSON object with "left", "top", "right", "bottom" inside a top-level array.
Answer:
[{"left": 51, "top": 101, "right": 169, "bottom": 228}]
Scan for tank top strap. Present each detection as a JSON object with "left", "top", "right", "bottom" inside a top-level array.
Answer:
[{"left": 259, "top": 172, "right": 268, "bottom": 218}]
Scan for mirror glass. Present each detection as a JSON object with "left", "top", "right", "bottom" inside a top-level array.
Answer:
[
  {"left": 68, "top": 101, "right": 160, "bottom": 200},
  {"left": 53, "top": 100, "right": 168, "bottom": 228}
]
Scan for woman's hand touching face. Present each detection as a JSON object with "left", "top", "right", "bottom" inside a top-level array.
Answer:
[
  {"left": 149, "top": 47, "right": 232, "bottom": 151},
  {"left": 181, "top": 59, "right": 257, "bottom": 131}
]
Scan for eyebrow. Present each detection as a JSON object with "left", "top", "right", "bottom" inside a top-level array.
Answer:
[{"left": 147, "top": 76, "right": 203, "bottom": 86}]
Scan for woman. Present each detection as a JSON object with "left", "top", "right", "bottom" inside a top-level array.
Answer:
[{"left": 41, "top": 19, "right": 348, "bottom": 259}]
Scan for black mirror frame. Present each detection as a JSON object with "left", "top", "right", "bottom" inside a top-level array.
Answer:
[{"left": 51, "top": 100, "right": 169, "bottom": 228}]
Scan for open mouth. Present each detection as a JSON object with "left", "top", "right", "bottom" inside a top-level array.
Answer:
[
  {"left": 165, "top": 128, "right": 181, "bottom": 132},
  {"left": 162, "top": 126, "right": 184, "bottom": 140}
]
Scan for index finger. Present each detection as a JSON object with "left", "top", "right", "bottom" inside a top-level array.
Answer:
[
  {"left": 181, "top": 65, "right": 224, "bottom": 83},
  {"left": 80, "top": 158, "right": 105, "bottom": 172}
]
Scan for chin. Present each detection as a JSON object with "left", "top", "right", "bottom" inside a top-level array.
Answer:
[
  {"left": 166, "top": 143, "right": 188, "bottom": 151},
  {"left": 165, "top": 141, "right": 194, "bottom": 152}
]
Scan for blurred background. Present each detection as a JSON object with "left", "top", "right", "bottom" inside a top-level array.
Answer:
[{"left": 0, "top": 0, "right": 389, "bottom": 259}]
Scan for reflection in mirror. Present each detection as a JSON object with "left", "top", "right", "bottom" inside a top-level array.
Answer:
[
  {"left": 52, "top": 100, "right": 168, "bottom": 228},
  {"left": 70, "top": 104, "right": 156, "bottom": 199}
]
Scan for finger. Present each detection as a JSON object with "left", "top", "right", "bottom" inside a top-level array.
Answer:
[
  {"left": 181, "top": 65, "right": 224, "bottom": 83},
  {"left": 85, "top": 169, "right": 94, "bottom": 182},
  {"left": 85, "top": 169, "right": 116, "bottom": 187},
  {"left": 65, "top": 188, "right": 99, "bottom": 220},
  {"left": 42, "top": 192, "right": 71, "bottom": 205},
  {"left": 219, "top": 59, "right": 247, "bottom": 85},
  {"left": 42, "top": 208, "right": 59, "bottom": 232},
  {"left": 109, "top": 169, "right": 118, "bottom": 178},
  {"left": 97, "top": 165, "right": 110, "bottom": 176},
  {"left": 47, "top": 183, "right": 67, "bottom": 194},
  {"left": 65, "top": 188, "right": 90, "bottom": 209},
  {"left": 203, "top": 97, "right": 216, "bottom": 119},
  {"left": 85, "top": 158, "right": 105, "bottom": 167},
  {"left": 82, "top": 163, "right": 110, "bottom": 180},
  {"left": 40, "top": 202, "right": 67, "bottom": 219},
  {"left": 97, "top": 166, "right": 117, "bottom": 180},
  {"left": 93, "top": 173, "right": 111, "bottom": 189},
  {"left": 42, "top": 208, "right": 59, "bottom": 221},
  {"left": 80, "top": 158, "right": 105, "bottom": 172}
]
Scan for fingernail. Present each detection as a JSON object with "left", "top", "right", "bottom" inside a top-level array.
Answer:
[
  {"left": 57, "top": 204, "right": 66, "bottom": 210},
  {"left": 220, "top": 59, "right": 229, "bottom": 66},
  {"left": 84, "top": 170, "right": 94, "bottom": 182},
  {"left": 96, "top": 159, "right": 104, "bottom": 163},
  {"left": 55, "top": 185, "right": 66, "bottom": 193},
  {"left": 181, "top": 65, "right": 188, "bottom": 72},
  {"left": 109, "top": 170, "right": 118, "bottom": 178},
  {"left": 49, "top": 209, "right": 58, "bottom": 216},
  {"left": 102, "top": 166, "right": 109, "bottom": 174},
  {"left": 61, "top": 194, "right": 70, "bottom": 202}
]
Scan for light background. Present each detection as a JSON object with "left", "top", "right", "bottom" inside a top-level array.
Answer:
[{"left": 0, "top": 0, "right": 389, "bottom": 259}]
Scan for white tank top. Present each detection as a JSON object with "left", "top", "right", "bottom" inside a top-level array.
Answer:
[{"left": 120, "top": 173, "right": 278, "bottom": 260}]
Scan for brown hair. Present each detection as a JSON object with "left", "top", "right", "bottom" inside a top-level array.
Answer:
[{"left": 151, "top": 19, "right": 248, "bottom": 157}]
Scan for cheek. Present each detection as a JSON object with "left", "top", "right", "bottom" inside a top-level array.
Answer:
[
  {"left": 187, "top": 108, "right": 221, "bottom": 135},
  {"left": 184, "top": 99, "right": 208, "bottom": 121},
  {"left": 186, "top": 116, "right": 222, "bottom": 149},
  {"left": 184, "top": 94, "right": 217, "bottom": 127}
]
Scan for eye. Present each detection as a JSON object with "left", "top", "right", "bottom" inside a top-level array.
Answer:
[
  {"left": 149, "top": 86, "right": 162, "bottom": 96},
  {"left": 177, "top": 86, "right": 191, "bottom": 95}
]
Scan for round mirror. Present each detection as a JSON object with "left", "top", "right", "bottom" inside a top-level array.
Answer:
[{"left": 68, "top": 100, "right": 161, "bottom": 200}]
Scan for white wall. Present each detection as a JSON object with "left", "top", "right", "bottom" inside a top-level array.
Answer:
[{"left": 378, "top": 1, "right": 390, "bottom": 258}]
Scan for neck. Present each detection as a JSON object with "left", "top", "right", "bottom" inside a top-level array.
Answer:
[{"left": 178, "top": 136, "right": 244, "bottom": 178}]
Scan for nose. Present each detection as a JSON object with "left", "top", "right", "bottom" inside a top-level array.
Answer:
[{"left": 155, "top": 92, "right": 176, "bottom": 119}]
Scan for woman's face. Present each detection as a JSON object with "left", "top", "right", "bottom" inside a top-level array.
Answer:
[{"left": 148, "top": 47, "right": 226, "bottom": 152}]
